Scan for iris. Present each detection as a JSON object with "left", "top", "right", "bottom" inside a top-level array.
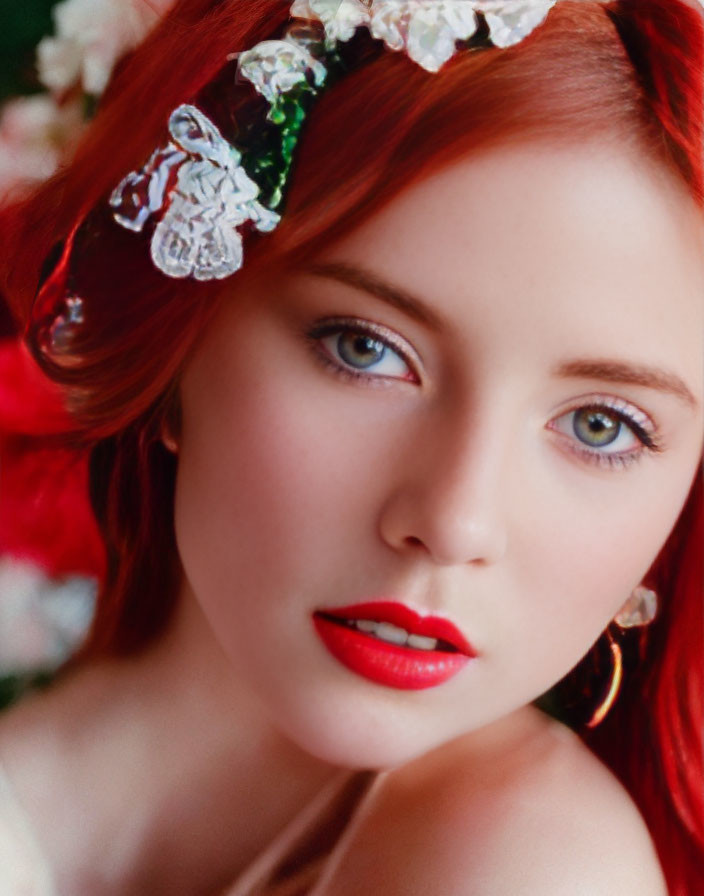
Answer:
[
  {"left": 337, "top": 332, "right": 386, "bottom": 369},
  {"left": 573, "top": 409, "right": 620, "bottom": 447}
]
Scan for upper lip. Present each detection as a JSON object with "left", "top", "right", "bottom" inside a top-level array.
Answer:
[{"left": 314, "top": 600, "right": 477, "bottom": 656}]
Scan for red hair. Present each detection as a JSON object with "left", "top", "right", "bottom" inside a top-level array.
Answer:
[{"left": 0, "top": 1, "right": 701, "bottom": 891}]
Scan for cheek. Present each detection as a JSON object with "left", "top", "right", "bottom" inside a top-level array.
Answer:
[
  {"left": 172, "top": 346, "right": 394, "bottom": 629},
  {"left": 500, "top": 454, "right": 699, "bottom": 689}
]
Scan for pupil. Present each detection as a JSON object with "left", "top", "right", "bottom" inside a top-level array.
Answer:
[
  {"left": 573, "top": 409, "right": 620, "bottom": 447},
  {"left": 338, "top": 332, "right": 385, "bottom": 368}
]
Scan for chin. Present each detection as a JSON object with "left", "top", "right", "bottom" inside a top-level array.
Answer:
[
  {"left": 269, "top": 692, "right": 464, "bottom": 771},
  {"left": 288, "top": 725, "right": 437, "bottom": 770}
]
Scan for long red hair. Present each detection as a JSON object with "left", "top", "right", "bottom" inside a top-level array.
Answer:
[{"left": 0, "top": 1, "right": 701, "bottom": 892}]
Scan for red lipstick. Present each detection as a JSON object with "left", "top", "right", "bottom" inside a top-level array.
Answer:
[{"left": 312, "top": 601, "right": 477, "bottom": 690}]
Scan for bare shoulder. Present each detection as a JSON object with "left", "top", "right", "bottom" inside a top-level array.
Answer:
[
  {"left": 319, "top": 714, "right": 667, "bottom": 896},
  {"left": 0, "top": 775, "right": 53, "bottom": 895}
]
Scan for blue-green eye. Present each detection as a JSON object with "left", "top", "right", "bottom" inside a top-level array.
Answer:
[
  {"left": 549, "top": 398, "right": 662, "bottom": 469},
  {"left": 336, "top": 332, "right": 389, "bottom": 369},
  {"left": 321, "top": 330, "right": 411, "bottom": 378},
  {"left": 308, "top": 318, "right": 418, "bottom": 383},
  {"left": 572, "top": 408, "right": 626, "bottom": 448}
]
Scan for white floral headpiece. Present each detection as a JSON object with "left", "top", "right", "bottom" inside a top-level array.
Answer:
[
  {"left": 291, "top": 1, "right": 557, "bottom": 70},
  {"left": 31, "top": 0, "right": 565, "bottom": 360},
  {"left": 104, "top": 0, "right": 557, "bottom": 285}
]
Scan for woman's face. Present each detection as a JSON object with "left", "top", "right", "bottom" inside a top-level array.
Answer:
[{"left": 173, "top": 142, "right": 704, "bottom": 768}]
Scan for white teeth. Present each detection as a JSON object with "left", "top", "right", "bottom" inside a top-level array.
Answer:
[
  {"left": 351, "top": 619, "right": 440, "bottom": 651},
  {"left": 407, "top": 633, "right": 439, "bottom": 651},
  {"left": 374, "top": 622, "right": 408, "bottom": 645}
]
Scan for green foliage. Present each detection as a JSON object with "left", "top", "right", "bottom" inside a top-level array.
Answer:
[
  {"left": 0, "top": 670, "right": 54, "bottom": 712},
  {"left": 0, "top": 0, "right": 58, "bottom": 104}
]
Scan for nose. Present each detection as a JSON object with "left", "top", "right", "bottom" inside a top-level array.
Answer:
[{"left": 377, "top": 412, "right": 509, "bottom": 568}]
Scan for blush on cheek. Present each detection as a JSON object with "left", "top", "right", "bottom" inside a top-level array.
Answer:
[
  {"left": 174, "top": 337, "right": 373, "bottom": 616},
  {"left": 507, "top": 473, "right": 691, "bottom": 694}
]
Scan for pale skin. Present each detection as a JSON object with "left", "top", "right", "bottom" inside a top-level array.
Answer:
[{"left": 0, "top": 140, "right": 702, "bottom": 894}]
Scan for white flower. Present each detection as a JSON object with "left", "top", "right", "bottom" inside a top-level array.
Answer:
[
  {"left": 0, "top": 94, "right": 84, "bottom": 203},
  {"left": 36, "top": 35, "right": 83, "bottom": 94},
  {"left": 371, "top": 1, "right": 480, "bottom": 71},
  {"left": 116, "top": 105, "right": 281, "bottom": 280},
  {"left": 290, "top": 0, "right": 558, "bottom": 70},
  {"left": 110, "top": 145, "right": 187, "bottom": 232},
  {"left": 479, "top": 0, "right": 557, "bottom": 48},
  {"left": 0, "top": 558, "right": 96, "bottom": 675},
  {"left": 237, "top": 39, "right": 328, "bottom": 105},
  {"left": 290, "top": 0, "right": 371, "bottom": 43},
  {"left": 37, "top": 0, "right": 175, "bottom": 96}
]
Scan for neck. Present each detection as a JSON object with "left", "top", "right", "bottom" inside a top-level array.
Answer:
[{"left": 0, "top": 583, "right": 342, "bottom": 895}]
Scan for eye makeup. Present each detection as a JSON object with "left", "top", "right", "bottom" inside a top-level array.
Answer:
[
  {"left": 302, "top": 316, "right": 668, "bottom": 471},
  {"left": 304, "top": 316, "right": 421, "bottom": 385},
  {"left": 547, "top": 395, "right": 665, "bottom": 470}
]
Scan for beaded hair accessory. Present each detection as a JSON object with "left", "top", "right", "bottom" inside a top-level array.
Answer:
[
  {"left": 107, "top": 0, "right": 557, "bottom": 282},
  {"left": 31, "top": 0, "right": 558, "bottom": 353},
  {"left": 111, "top": 2, "right": 559, "bottom": 280}
]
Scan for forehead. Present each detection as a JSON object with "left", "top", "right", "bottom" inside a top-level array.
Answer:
[{"left": 313, "top": 141, "right": 703, "bottom": 378}]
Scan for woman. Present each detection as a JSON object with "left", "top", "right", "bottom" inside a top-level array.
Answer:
[{"left": 0, "top": 0, "right": 701, "bottom": 893}]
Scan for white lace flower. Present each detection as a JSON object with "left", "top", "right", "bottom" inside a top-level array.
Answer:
[
  {"left": 479, "top": 0, "right": 557, "bottom": 48},
  {"left": 117, "top": 105, "right": 281, "bottom": 280},
  {"left": 0, "top": 558, "right": 96, "bottom": 675},
  {"left": 290, "top": 0, "right": 371, "bottom": 43},
  {"left": 289, "top": 0, "right": 557, "bottom": 72},
  {"left": 371, "top": 1, "right": 480, "bottom": 72},
  {"left": 237, "top": 39, "right": 328, "bottom": 105},
  {"left": 151, "top": 159, "right": 279, "bottom": 280},
  {"left": 37, "top": 0, "right": 175, "bottom": 96}
]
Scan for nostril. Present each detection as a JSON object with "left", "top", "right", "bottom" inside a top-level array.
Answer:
[{"left": 405, "top": 536, "right": 425, "bottom": 550}]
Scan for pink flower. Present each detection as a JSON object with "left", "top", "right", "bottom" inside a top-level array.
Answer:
[{"left": 0, "top": 94, "right": 84, "bottom": 202}]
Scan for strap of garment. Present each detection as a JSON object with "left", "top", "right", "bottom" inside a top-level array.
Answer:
[{"left": 221, "top": 768, "right": 379, "bottom": 896}]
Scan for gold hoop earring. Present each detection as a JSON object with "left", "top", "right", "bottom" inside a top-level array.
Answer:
[
  {"left": 585, "top": 585, "right": 659, "bottom": 729},
  {"left": 585, "top": 628, "right": 623, "bottom": 729}
]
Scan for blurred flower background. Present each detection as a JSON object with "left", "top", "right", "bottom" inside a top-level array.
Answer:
[
  {"left": 0, "top": 0, "right": 171, "bottom": 203},
  {"left": 0, "top": 1, "right": 55, "bottom": 104},
  {"left": 0, "top": 1, "right": 60, "bottom": 202},
  {"left": 0, "top": 1, "right": 173, "bottom": 705}
]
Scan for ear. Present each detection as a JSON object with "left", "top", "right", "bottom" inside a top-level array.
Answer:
[
  {"left": 160, "top": 423, "right": 179, "bottom": 454},
  {"left": 158, "top": 388, "right": 182, "bottom": 453}
]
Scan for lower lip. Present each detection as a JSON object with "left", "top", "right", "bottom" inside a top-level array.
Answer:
[{"left": 312, "top": 614, "right": 472, "bottom": 690}]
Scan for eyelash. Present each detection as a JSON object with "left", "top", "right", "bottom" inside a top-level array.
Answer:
[
  {"left": 304, "top": 319, "right": 665, "bottom": 470},
  {"left": 548, "top": 398, "right": 664, "bottom": 471},
  {"left": 305, "top": 317, "right": 420, "bottom": 386}
]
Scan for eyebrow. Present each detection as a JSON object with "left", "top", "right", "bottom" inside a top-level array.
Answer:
[
  {"left": 303, "top": 261, "right": 698, "bottom": 410},
  {"left": 553, "top": 359, "right": 698, "bottom": 409},
  {"left": 304, "top": 260, "right": 447, "bottom": 331}
]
